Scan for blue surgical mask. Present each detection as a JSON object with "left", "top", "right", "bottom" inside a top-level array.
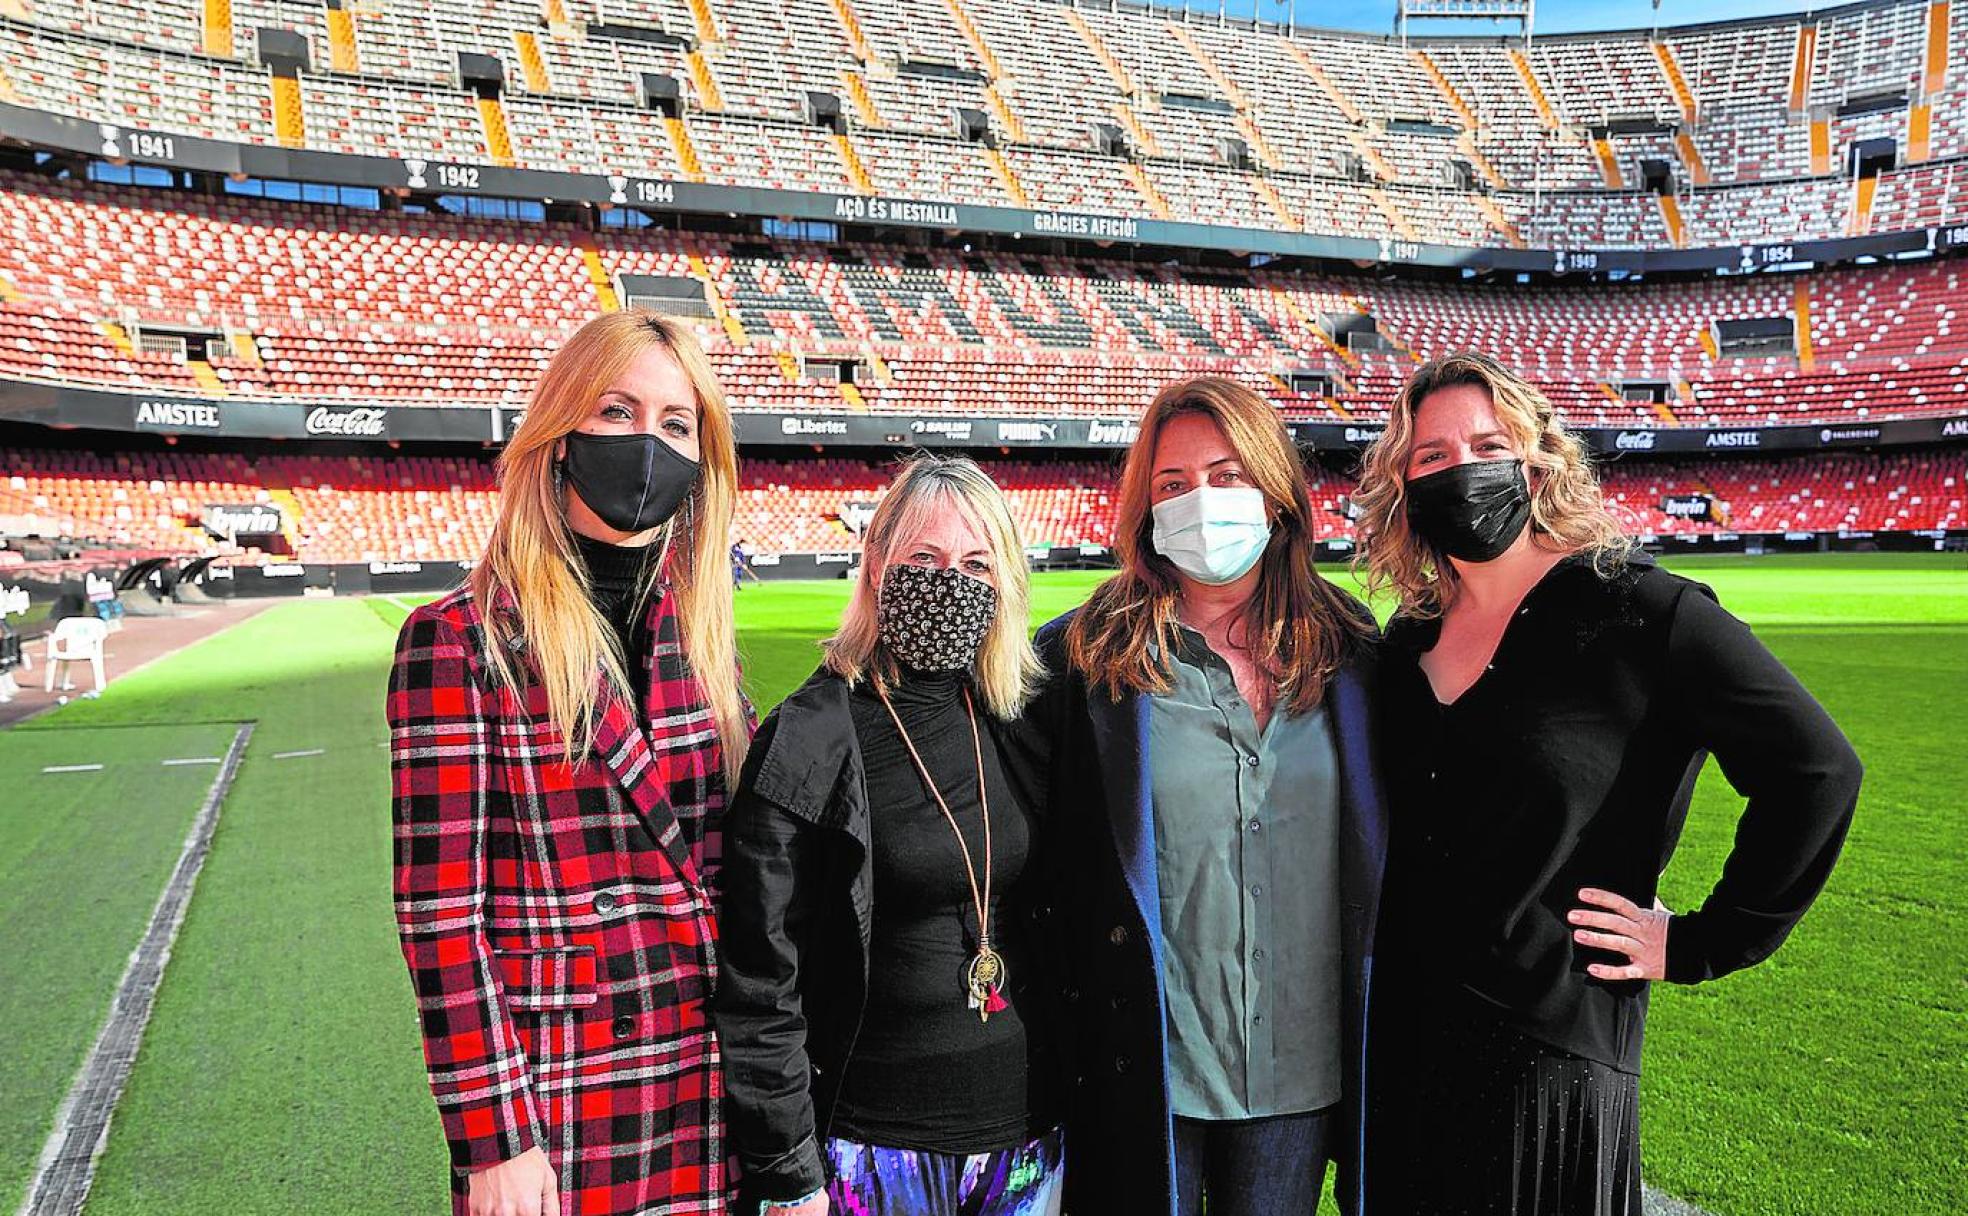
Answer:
[{"left": 1150, "top": 485, "right": 1272, "bottom": 585}]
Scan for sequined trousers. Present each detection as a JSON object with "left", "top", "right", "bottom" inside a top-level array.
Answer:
[{"left": 823, "top": 1126, "right": 1066, "bottom": 1216}]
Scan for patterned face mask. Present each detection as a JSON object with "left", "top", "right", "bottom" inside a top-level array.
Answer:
[{"left": 876, "top": 561, "right": 999, "bottom": 673}]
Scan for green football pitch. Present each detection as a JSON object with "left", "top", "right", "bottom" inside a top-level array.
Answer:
[{"left": 2, "top": 554, "right": 1962, "bottom": 1214}]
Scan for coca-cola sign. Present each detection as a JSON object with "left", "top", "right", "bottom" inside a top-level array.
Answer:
[{"left": 306, "top": 406, "right": 388, "bottom": 437}]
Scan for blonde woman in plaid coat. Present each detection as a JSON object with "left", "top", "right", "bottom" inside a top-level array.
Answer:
[{"left": 387, "top": 312, "right": 753, "bottom": 1216}]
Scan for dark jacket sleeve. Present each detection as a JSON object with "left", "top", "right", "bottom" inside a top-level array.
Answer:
[
  {"left": 712, "top": 711, "right": 829, "bottom": 1202},
  {"left": 1659, "top": 579, "right": 1863, "bottom": 984},
  {"left": 1027, "top": 613, "right": 1079, "bottom": 736},
  {"left": 699, "top": 675, "right": 762, "bottom": 908}
]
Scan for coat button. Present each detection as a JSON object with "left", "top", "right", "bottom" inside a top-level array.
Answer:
[
  {"left": 1244, "top": 754, "right": 1260, "bottom": 768},
  {"left": 1110, "top": 994, "right": 1129, "bottom": 1010},
  {"left": 1114, "top": 1054, "right": 1130, "bottom": 1074},
  {"left": 1109, "top": 925, "right": 1128, "bottom": 946},
  {"left": 1031, "top": 904, "right": 1052, "bottom": 922},
  {"left": 1063, "top": 986, "right": 1081, "bottom": 1004},
  {"left": 612, "top": 1014, "right": 636, "bottom": 1039},
  {"left": 593, "top": 891, "right": 618, "bottom": 915}
]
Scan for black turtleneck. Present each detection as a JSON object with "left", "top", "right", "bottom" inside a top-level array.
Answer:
[
  {"left": 832, "top": 665, "right": 1055, "bottom": 1153},
  {"left": 572, "top": 530, "right": 656, "bottom": 706}
]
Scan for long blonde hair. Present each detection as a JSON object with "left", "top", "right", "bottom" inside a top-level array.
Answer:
[
  {"left": 1351, "top": 351, "right": 1632, "bottom": 619},
  {"left": 470, "top": 311, "right": 748, "bottom": 783},
  {"left": 821, "top": 453, "right": 1043, "bottom": 720},
  {"left": 1065, "top": 376, "right": 1372, "bottom": 714}
]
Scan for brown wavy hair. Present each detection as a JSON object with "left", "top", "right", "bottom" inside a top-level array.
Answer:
[
  {"left": 1350, "top": 351, "right": 1632, "bottom": 620},
  {"left": 1065, "top": 376, "right": 1373, "bottom": 712},
  {"left": 469, "top": 311, "right": 748, "bottom": 783}
]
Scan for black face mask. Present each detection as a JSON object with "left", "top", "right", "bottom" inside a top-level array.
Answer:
[
  {"left": 560, "top": 431, "right": 700, "bottom": 535},
  {"left": 1405, "top": 458, "right": 1533, "bottom": 563}
]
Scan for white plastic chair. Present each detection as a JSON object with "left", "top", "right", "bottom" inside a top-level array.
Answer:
[{"left": 44, "top": 617, "right": 109, "bottom": 695}]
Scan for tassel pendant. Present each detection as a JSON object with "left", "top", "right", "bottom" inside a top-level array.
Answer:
[{"left": 965, "top": 946, "right": 1008, "bottom": 1024}]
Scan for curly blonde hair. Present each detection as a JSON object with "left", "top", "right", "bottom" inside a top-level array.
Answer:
[{"left": 1351, "top": 352, "right": 1632, "bottom": 619}]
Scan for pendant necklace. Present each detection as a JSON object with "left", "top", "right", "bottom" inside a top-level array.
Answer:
[{"left": 877, "top": 682, "right": 1008, "bottom": 1024}]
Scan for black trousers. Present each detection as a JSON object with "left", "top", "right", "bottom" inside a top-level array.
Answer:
[{"left": 1173, "top": 1106, "right": 1334, "bottom": 1216}]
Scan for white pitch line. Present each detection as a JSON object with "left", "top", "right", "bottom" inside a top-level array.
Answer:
[
  {"left": 1643, "top": 1184, "right": 1720, "bottom": 1216},
  {"left": 381, "top": 595, "right": 415, "bottom": 613},
  {"left": 161, "top": 757, "right": 222, "bottom": 767},
  {"left": 40, "top": 764, "right": 104, "bottom": 774},
  {"left": 19, "top": 722, "right": 254, "bottom": 1216},
  {"left": 271, "top": 748, "right": 324, "bottom": 760}
]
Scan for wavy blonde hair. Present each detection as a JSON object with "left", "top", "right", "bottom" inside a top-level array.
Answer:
[
  {"left": 1351, "top": 351, "right": 1632, "bottom": 620},
  {"left": 822, "top": 453, "right": 1043, "bottom": 720},
  {"left": 469, "top": 311, "right": 748, "bottom": 783},
  {"left": 1065, "top": 376, "right": 1373, "bottom": 714}
]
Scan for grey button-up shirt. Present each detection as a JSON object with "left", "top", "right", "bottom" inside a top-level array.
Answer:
[{"left": 1148, "top": 625, "right": 1343, "bottom": 1120}]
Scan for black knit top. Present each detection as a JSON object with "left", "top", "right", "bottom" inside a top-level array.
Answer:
[
  {"left": 1375, "top": 551, "right": 1861, "bottom": 1073},
  {"left": 572, "top": 530, "right": 657, "bottom": 706},
  {"left": 830, "top": 665, "right": 1058, "bottom": 1152}
]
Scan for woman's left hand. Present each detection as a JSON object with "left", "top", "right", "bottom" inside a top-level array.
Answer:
[{"left": 1569, "top": 888, "right": 1670, "bottom": 981}]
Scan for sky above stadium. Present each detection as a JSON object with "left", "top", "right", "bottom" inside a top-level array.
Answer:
[{"left": 1161, "top": 0, "right": 1816, "bottom": 35}]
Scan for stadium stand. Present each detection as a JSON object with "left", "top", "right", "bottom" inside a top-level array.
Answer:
[
  {"left": 0, "top": 0, "right": 1964, "bottom": 572},
  {"left": 5, "top": 169, "right": 1968, "bottom": 427},
  {"left": 4, "top": 445, "right": 1961, "bottom": 563},
  {"left": 0, "top": 0, "right": 1964, "bottom": 250}
]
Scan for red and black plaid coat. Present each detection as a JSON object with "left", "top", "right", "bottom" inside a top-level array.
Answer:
[{"left": 387, "top": 576, "right": 749, "bottom": 1215}]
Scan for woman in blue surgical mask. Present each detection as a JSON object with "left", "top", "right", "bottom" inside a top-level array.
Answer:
[{"left": 1025, "top": 376, "right": 1384, "bottom": 1216}]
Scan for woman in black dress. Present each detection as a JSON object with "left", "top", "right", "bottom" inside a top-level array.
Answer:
[{"left": 1349, "top": 352, "right": 1863, "bottom": 1215}]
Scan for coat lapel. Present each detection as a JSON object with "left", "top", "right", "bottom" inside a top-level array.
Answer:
[
  {"left": 492, "top": 586, "right": 700, "bottom": 885},
  {"left": 1085, "top": 687, "right": 1164, "bottom": 970},
  {"left": 586, "top": 673, "right": 700, "bottom": 885}
]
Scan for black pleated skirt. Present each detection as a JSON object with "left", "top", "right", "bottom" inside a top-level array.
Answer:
[{"left": 1365, "top": 986, "right": 1643, "bottom": 1216}]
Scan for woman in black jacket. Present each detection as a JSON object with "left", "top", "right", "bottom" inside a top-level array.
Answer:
[
  {"left": 1030, "top": 376, "right": 1386, "bottom": 1216},
  {"left": 714, "top": 454, "right": 1068, "bottom": 1216},
  {"left": 1349, "top": 353, "right": 1863, "bottom": 1214}
]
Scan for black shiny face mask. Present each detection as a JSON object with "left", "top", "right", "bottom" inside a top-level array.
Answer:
[
  {"left": 1405, "top": 457, "right": 1533, "bottom": 563},
  {"left": 560, "top": 430, "right": 700, "bottom": 535}
]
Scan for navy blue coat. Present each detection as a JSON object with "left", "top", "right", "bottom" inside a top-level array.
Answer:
[{"left": 1030, "top": 609, "right": 1387, "bottom": 1216}]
